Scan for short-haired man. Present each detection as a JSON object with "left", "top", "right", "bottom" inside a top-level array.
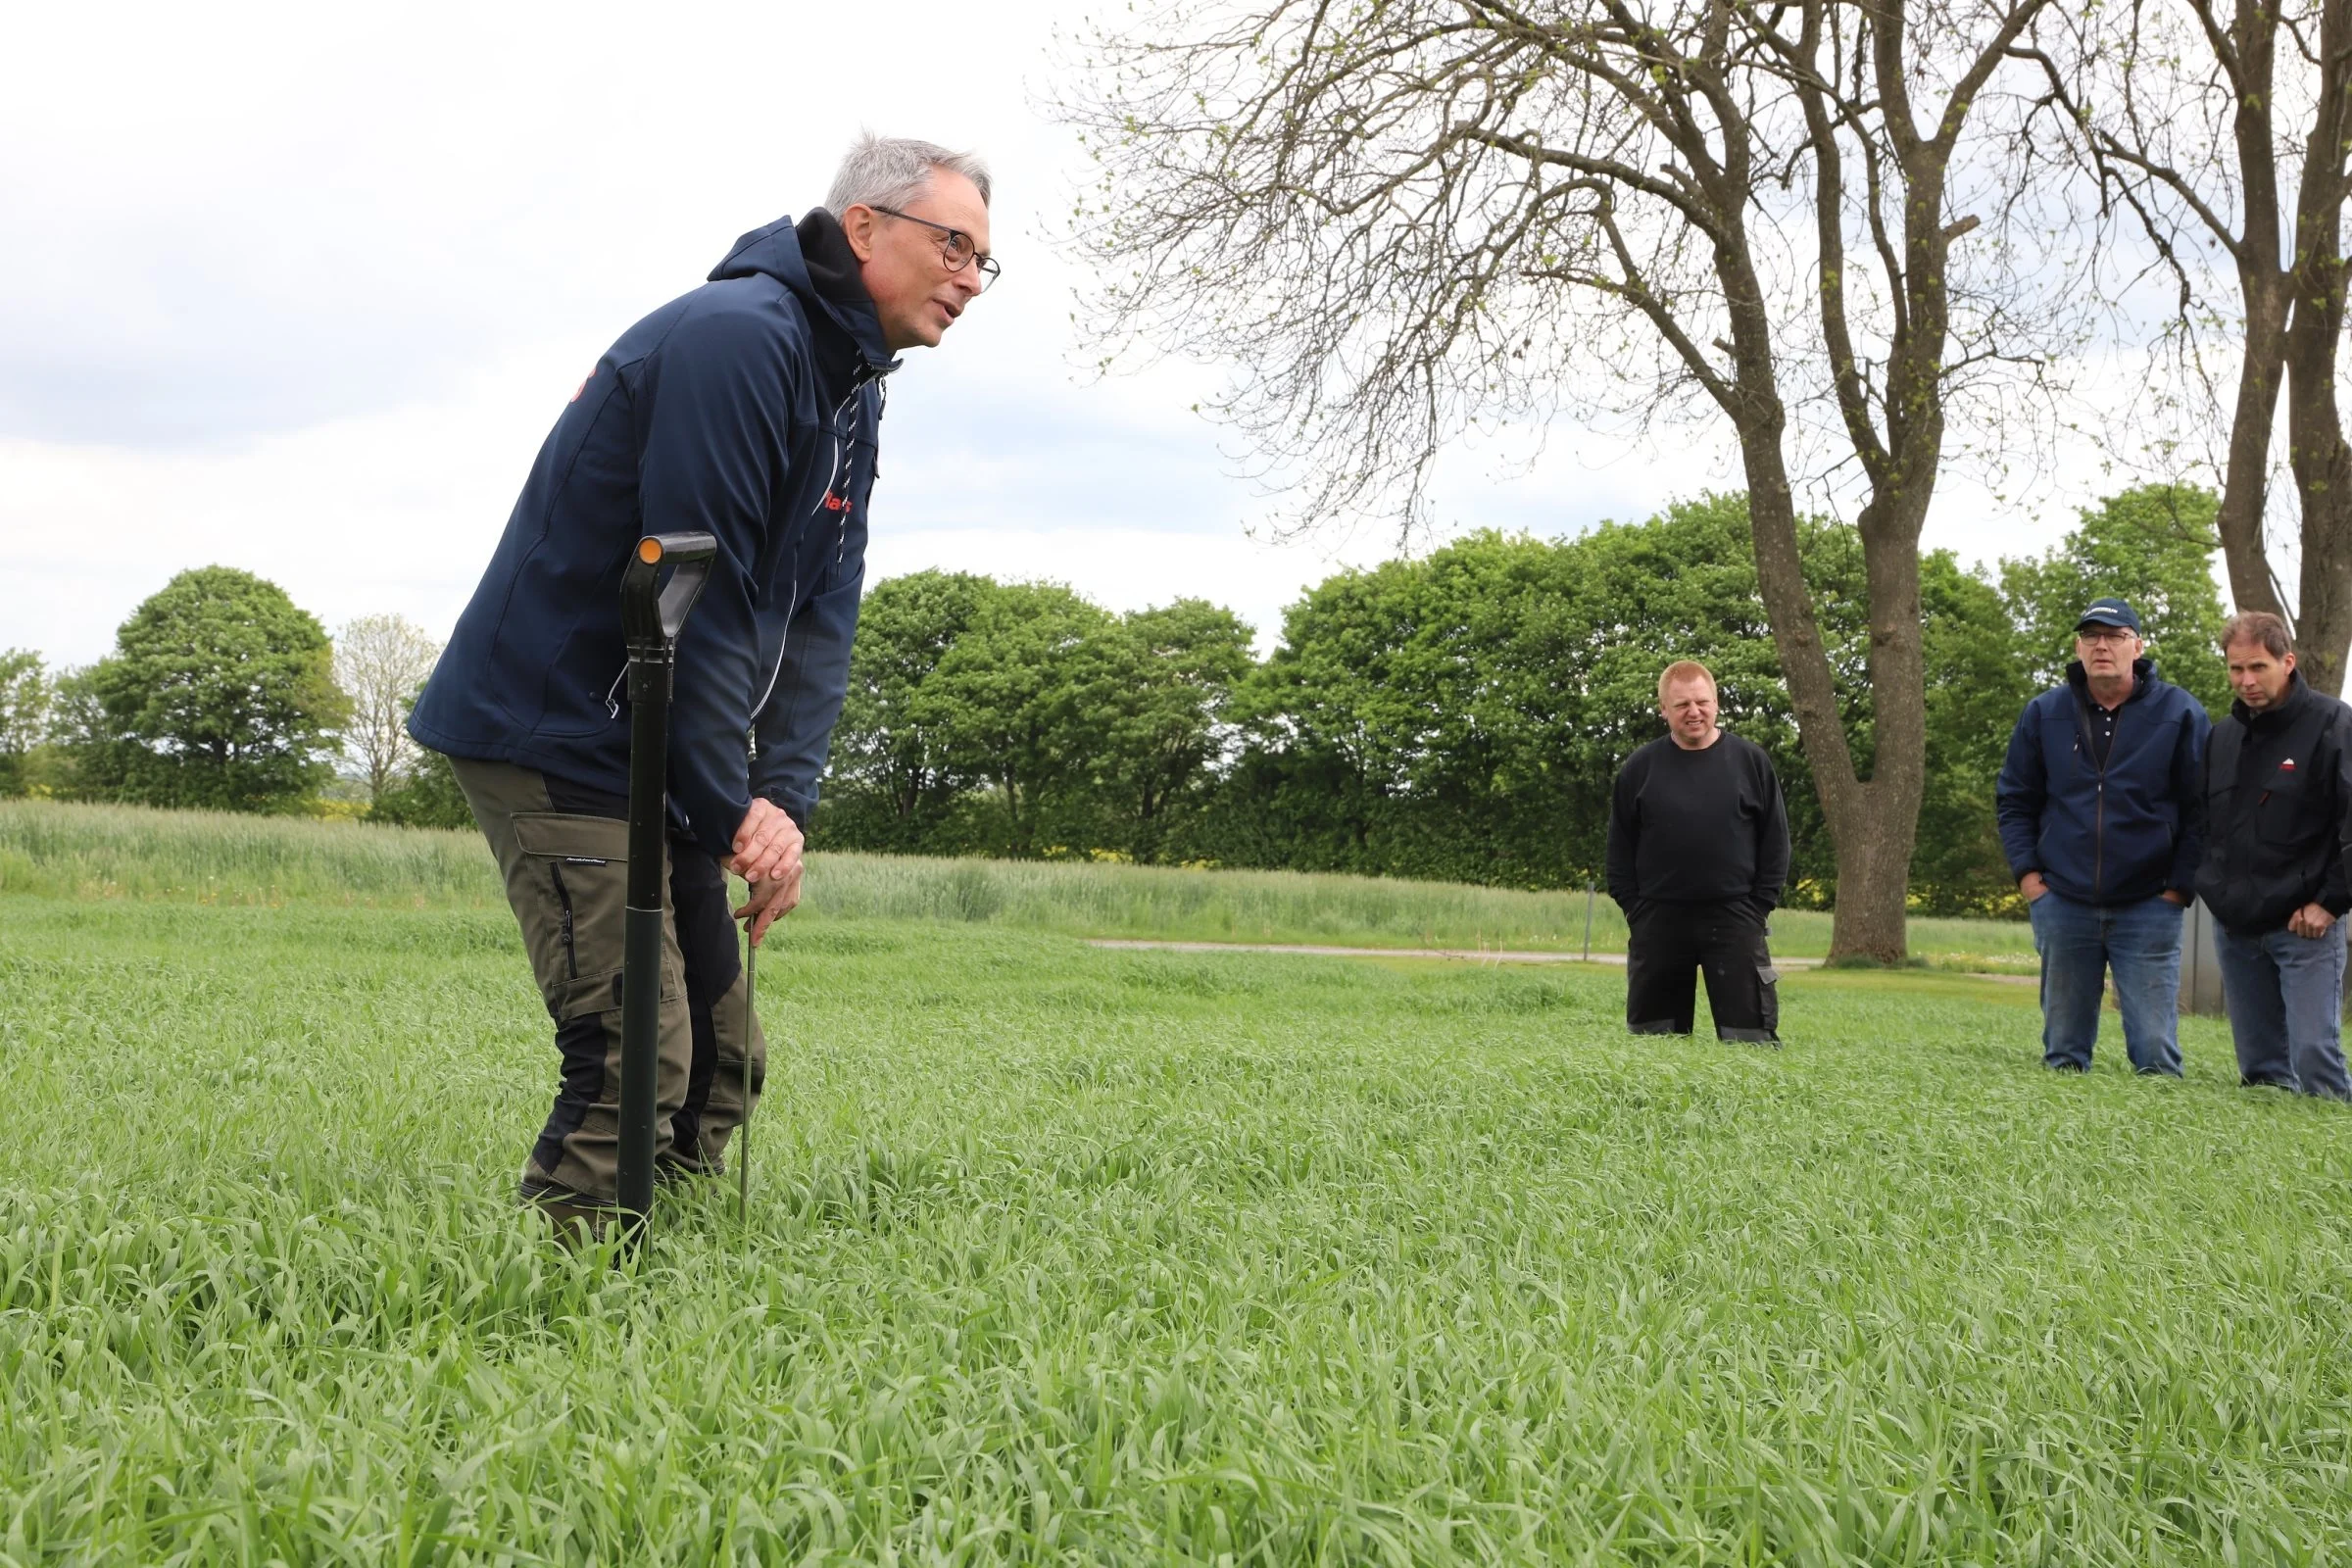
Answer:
[
  {"left": 2193, "top": 612, "right": 2352, "bottom": 1100},
  {"left": 1996, "top": 597, "right": 2208, "bottom": 1075},
  {"left": 410, "top": 135, "right": 996, "bottom": 1225},
  {"left": 1606, "top": 661, "right": 1791, "bottom": 1044}
]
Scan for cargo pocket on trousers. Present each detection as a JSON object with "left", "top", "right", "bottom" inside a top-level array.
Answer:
[
  {"left": 513, "top": 811, "right": 639, "bottom": 1021},
  {"left": 1755, "top": 961, "right": 1781, "bottom": 1036}
]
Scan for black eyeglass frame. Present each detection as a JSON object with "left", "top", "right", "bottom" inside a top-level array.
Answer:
[{"left": 864, "top": 204, "right": 1001, "bottom": 290}]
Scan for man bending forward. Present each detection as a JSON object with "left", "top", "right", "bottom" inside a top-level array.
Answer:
[{"left": 409, "top": 135, "right": 996, "bottom": 1226}]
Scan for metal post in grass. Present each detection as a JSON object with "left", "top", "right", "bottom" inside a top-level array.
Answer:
[
  {"left": 616, "top": 531, "right": 719, "bottom": 1237},
  {"left": 1582, "top": 877, "right": 1595, "bottom": 962}
]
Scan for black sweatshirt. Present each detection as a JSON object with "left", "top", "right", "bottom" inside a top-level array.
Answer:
[{"left": 1606, "top": 731, "right": 1791, "bottom": 911}]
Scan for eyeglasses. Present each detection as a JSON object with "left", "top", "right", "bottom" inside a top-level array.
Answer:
[
  {"left": 2077, "top": 626, "right": 2137, "bottom": 645},
  {"left": 866, "top": 205, "right": 1001, "bottom": 291}
]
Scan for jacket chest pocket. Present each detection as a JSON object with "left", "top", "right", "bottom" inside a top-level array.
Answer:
[
  {"left": 2256, "top": 769, "right": 2309, "bottom": 843},
  {"left": 2049, "top": 715, "right": 2097, "bottom": 776}
]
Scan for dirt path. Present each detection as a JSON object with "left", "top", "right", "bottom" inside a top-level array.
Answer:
[
  {"left": 1085, "top": 938, "right": 2039, "bottom": 984},
  {"left": 1085, "top": 939, "right": 1818, "bottom": 967}
]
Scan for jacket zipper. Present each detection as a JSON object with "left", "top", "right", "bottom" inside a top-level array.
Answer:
[
  {"left": 607, "top": 366, "right": 886, "bottom": 734},
  {"left": 2070, "top": 683, "right": 2120, "bottom": 901},
  {"left": 749, "top": 375, "right": 876, "bottom": 721},
  {"left": 2094, "top": 776, "right": 2104, "bottom": 900},
  {"left": 2094, "top": 704, "right": 2122, "bottom": 901}
]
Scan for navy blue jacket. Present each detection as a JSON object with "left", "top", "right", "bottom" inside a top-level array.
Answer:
[
  {"left": 1995, "top": 659, "right": 2210, "bottom": 906},
  {"left": 411, "top": 213, "right": 894, "bottom": 858}
]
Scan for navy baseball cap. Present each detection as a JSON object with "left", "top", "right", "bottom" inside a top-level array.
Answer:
[{"left": 2076, "top": 597, "right": 2142, "bottom": 634}]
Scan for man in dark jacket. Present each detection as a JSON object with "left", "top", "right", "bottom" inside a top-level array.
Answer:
[
  {"left": 1607, "top": 660, "right": 1791, "bottom": 1044},
  {"left": 2193, "top": 612, "right": 2352, "bottom": 1100},
  {"left": 409, "top": 135, "right": 996, "bottom": 1222},
  {"left": 1996, "top": 597, "right": 2209, "bottom": 1075}
]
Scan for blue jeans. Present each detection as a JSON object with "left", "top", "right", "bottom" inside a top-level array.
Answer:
[
  {"left": 2027, "top": 892, "right": 2183, "bottom": 1075},
  {"left": 2214, "top": 922, "right": 2351, "bottom": 1101}
]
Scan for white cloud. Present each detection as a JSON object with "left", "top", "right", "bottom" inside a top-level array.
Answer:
[{"left": 0, "top": 0, "right": 2132, "bottom": 675}]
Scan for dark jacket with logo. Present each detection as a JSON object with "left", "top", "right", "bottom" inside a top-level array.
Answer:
[
  {"left": 1995, "top": 658, "right": 2209, "bottom": 906},
  {"left": 2192, "top": 672, "right": 2352, "bottom": 934},
  {"left": 410, "top": 212, "right": 895, "bottom": 858}
]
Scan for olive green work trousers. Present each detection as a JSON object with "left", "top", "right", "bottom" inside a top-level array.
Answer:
[{"left": 451, "top": 757, "right": 764, "bottom": 1201}]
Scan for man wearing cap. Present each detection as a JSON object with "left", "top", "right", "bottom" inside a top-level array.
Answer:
[
  {"left": 2193, "top": 612, "right": 2352, "bottom": 1100},
  {"left": 1996, "top": 598, "right": 2210, "bottom": 1074}
]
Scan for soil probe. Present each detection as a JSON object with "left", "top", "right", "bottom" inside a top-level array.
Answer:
[
  {"left": 739, "top": 926, "right": 755, "bottom": 1223},
  {"left": 615, "top": 530, "right": 718, "bottom": 1241}
]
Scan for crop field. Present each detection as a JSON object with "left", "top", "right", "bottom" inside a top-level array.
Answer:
[
  {"left": 4, "top": 805, "right": 2349, "bottom": 1563},
  {"left": 0, "top": 802, "right": 2034, "bottom": 966}
]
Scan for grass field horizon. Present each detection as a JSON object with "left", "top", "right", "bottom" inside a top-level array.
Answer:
[
  {"left": 0, "top": 799, "right": 2037, "bottom": 966},
  {"left": 5, "top": 877, "right": 2347, "bottom": 1562}
]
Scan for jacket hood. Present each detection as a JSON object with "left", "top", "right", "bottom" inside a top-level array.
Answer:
[
  {"left": 2230, "top": 667, "right": 2311, "bottom": 727},
  {"left": 709, "top": 213, "right": 898, "bottom": 377}
]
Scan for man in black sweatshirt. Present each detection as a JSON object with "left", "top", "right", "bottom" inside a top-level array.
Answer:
[
  {"left": 1606, "top": 660, "right": 1792, "bottom": 1043},
  {"left": 2193, "top": 612, "right": 2352, "bottom": 1100}
]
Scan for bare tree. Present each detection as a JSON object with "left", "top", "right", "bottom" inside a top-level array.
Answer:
[
  {"left": 1054, "top": 0, "right": 2071, "bottom": 960},
  {"left": 333, "top": 613, "right": 440, "bottom": 805},
  {"left": 2024, "top": 1, "right": 2352, "bottom": 692}
]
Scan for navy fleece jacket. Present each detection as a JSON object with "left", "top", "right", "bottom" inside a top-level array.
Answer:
[
  {"left": 1994, "top": 659, "right": 2210, "bottom": 906},
  {"left": 411, "top": 212, "right": 895, "bottom": 858}
]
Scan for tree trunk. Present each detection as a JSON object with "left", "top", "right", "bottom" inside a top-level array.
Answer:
[
  {"left": 1736, "top": 424, "right": 1920, "bottom": 965},
  {"left": 2215, "top": 281, "right": 2289, "bottom": 625},
  {"left": 2286, "top": 326, "right": 2352, "bottom": 692},
  {"left": 2282, "top": 0, "right": 2352, "bottom": 695},
  {"left": 2207, "top": 0, "right": 2294, "bottom": 631},
  {"left": 2293, "top": 483, "right": 2352, "bottom": 695},
  {"left": 1717, "top": 221, "right": 1929, "bottom": 963}
]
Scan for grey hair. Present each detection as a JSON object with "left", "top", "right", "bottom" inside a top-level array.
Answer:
[{"left": 825, "top": 133, "right": 992, "bottom": 214}]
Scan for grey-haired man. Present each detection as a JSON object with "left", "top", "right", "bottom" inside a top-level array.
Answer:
[
  {"left": 1996, "top": 597, "right": 2209, "bottom": 1075},
  {"left": 411, "top": 134, "right": 996, "bottom": 1226}
]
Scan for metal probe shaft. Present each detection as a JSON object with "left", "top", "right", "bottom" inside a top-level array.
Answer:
[{"left": 739, "top": 915, "right": 755, "bottom": 1223}]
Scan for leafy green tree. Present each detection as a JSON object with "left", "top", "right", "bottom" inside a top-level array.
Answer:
[
  {"left": 1225, "top": 553, "right": 1433, "bottom": 869},
  {"left": 1914, "top": 554, "right": 2037, "bottom": 914},
  {"left": 1549, "top": 497, "right": 1844, "bottom": 889},
  {"left": 819, "top": 570, "right": 995, "bottom": 852},
  {"left": 333, "top": 613, "right": 440, "bottom": 806},
  {"left": 38, "top": 667, "right": 118, "bottom": 802},
  {"left": 925, "top": 582, "right": 1112, "bottom": 857},
  {"left": 1085, "top": 600, "right": 1254, "bottom": 861},
  {"left": 368, "top": 687, "right": 474, "bottom": 830},
  {"left": 2002, "top": 484, "right": 2230, "bottom": 714},
  {"left": 1223, "top": 499, "right": 1852, "bottom": 891},
  {"left": 1215, "top": 495, "right": 2025, "bottom": 908},
  {"left": 368, "top": 748, "right": 472, "bottom": 829},
  {"left": 0, "top": 649, "right": 51, "bottom": 797},
  {"left": 83, "top": 567, "right": 351, "bottom": 812}
]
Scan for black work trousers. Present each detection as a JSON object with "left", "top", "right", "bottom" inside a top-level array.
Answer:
[{"left": 1625, "top": 899, "right": 1781, "bottom": 1043}]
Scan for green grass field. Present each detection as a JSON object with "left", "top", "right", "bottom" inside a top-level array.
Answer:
[
  {"left": 0, "top": 801, "right": 2035, "bottom": 965},
  {"left": 5, "top": 840, "right": 2349, "bottom": 1561}
]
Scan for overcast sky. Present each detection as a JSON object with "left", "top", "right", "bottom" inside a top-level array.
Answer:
[{"left": 2, "top": 0, "right": 2129, "bottom": 671}]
